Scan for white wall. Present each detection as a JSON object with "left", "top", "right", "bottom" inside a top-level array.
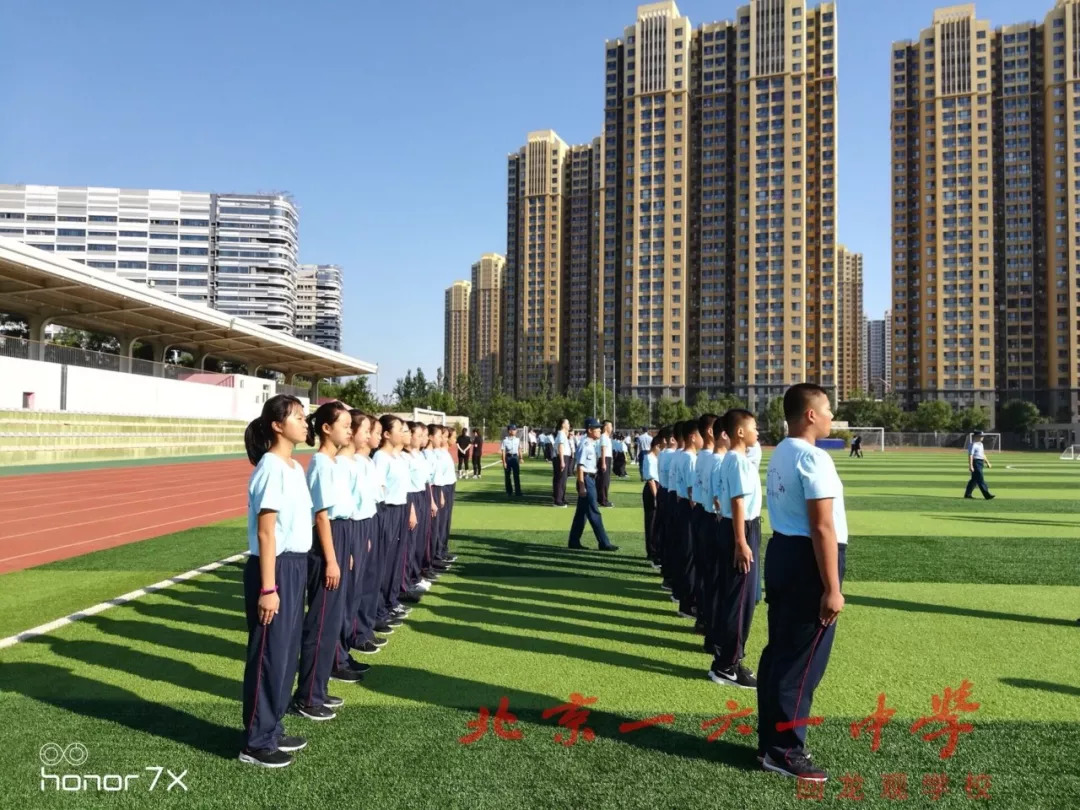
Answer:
[
  {"left": 0, "top": 356, "right": 63, "bottom": 409},
  {"left": 2, "top": 355, "right": 293, "bottom": 420}
]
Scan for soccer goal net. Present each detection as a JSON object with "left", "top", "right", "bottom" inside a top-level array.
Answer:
[
  {"left": 968, "top": 432, "right": 1001, "bottom": 452},
  {"left": 1061, "top": 445, "right": 1080, "bottom": 461},
  {"left": 849, "top": 427, "right": 885, "bottom": 453}
]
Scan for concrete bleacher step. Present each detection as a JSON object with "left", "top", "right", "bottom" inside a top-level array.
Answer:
[{"left": 0, "top": 409, "right": 251, "bottom": 466}]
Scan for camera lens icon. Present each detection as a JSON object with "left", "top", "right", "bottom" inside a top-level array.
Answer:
[{"left": 39, "top": 742, "right": 88, "bottom": 766}]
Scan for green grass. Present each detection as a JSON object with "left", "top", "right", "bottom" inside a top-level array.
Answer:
[{"left": 1, "top": 451, "right": 1079, "bottom": 808}]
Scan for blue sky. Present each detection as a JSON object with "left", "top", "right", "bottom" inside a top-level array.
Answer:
[{"left": 1, "top": 0, "right": 1028, "bottom": 398}]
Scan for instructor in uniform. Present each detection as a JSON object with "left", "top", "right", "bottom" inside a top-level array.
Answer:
[
  {"left": 567, "top": 418, "right": 619, "bottom": 552},
  {"left": 501, "top": 425, "right": 523, "bottom": 497}
]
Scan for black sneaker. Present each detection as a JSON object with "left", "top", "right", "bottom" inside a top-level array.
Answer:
[
  {"left": 371, "top": 635, "right": 388, "bottom": 647},
  {"left": 354, "top": 641, "right": 381, "bottom": 655},
  {"left": 708, "top": 663, "right": 758, "bottom": 689},
  {"left": 330, "top": 667, "right": 363, "bottom": 683},
  {"left": 400, "top": 591, "right": 423, "bottom": 604},
  {"left": 289, "top": 701, "right": 336, "bottom": 721},
  {"left": 443, "top": 554, "right": 458, "bottom": 563},
  {"left": 385, "top": 616, "right": 404, "bottom": 627},
  {"left": 392, "top": 605, "right": 411, "bottom": 616},
  {"left": 762, "top": 752, "right": 828, "bottom": 782},
  {"left": 347, "top": 658, "right": 371, "bottom": 673},
  {"left": 239, "top": 747, "right": 293, "bottom": 768},
  {"left": 598, "top": 544, "right": 620, "bottom": 552},
  {"left": 432, "top": 561, "right": 451, "bottom": 571},
  {"left": 373, "top": 623, "right": 395, "bottom": 635},
  {"left": 277, "top": 735, "right": 307, "bottom": 753},
  {"left": 323, "top": 695, "right": 344, "bottom": 708}
]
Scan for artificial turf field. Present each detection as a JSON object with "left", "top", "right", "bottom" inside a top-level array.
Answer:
[{"left": 1, "top": 450, "right": 1078, "bottom": 809}]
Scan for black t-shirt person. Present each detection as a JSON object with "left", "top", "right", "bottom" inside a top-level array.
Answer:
[
  {"left": 471, "top": 433, "right": 483, "bottom": 458},
  {"left": 457, "top": 433, "right": 471, "bottom": 454}
]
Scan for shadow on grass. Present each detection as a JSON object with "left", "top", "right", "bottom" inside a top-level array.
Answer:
[
  {"left": 846, "top": 594, "right": 1078, "bottom": 628},
  {"left": 427, "top": 603, "right": 702, "bottom": 655},
  {"left": 453, "top": 534, "right": 651, "bottom": 572},
  {"left": 407, "top": 618, "right": 703, "bottom": 679},
  {"left": 0, "top": 662, "right": 237, "bottom": 758},
  {"left": 442, "top": 580, "right": 677, "bottom": 619},
  {"left": 1000, "top": 678, "right": 1080, "bottom": 697},
  {"left": 362, "top": 664, "right": 757, "bottom": 768},
  {"left": 431, "top": 589, "right": 682, "bottom": 634},
  {"left": 928, "top": 514, "right": 1080, "bottom": 529}
]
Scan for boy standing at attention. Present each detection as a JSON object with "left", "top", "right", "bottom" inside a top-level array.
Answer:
[
  {"left": 758, "top": 384, "right": 848, "bottom": 784},
  {"left": 711, "top": 409, "right": 761, "bottom": 689}
]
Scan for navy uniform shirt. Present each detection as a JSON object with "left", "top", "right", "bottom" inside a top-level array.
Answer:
[{"left": 576, "top": 436, "right": 599, "bottom": 474}]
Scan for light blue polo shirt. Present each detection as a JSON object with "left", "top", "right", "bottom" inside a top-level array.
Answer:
[
  {"left": 335, "top": 455, "right": 363, "bottom": 520},
  {"left": 702, "top": 448, "right": 726, "bottom": 513},
  {"left": 374, "top": 449, "right": 409, "bottom": 505},
  {"left": 247, "top": 453, "right": 313, "bottom": 556},
  {"left": 643, "top": 452, "right": 659, "bottom": 482},
  {"left": 354, "top": 454, "right": 380, "bottom": 519},
  {"left": 407, "top": 450, "right": 428, "bottom": 492},
  {"left": 658, "top": 447, "right": 676, "bottom": 488},
  {"left": 638, "top": 433, "right": 653, "bottom": 453},
  {"left": 766, "top": 437, "right": 848, "bottom": 544},
  {"left": 691, "top": 448, "right": 715, "bottom": 507},
  {"left": 434, "top": 448, "right": 456, "bottom": 485},
  {"left": 673, "top": 450, "right": 696, "bottom": 499},
  {"left": 600, "top": 434, "right": 613, "bottom": 459},
  {"left": 576, "top": 436, "right": 599, "bottom": 474},
  {"left": 502, "top": 435, "right": 522, "bottom": 456},
  {"left": 719, "top": 449, "right": 762, "bottom": 520},
  {"left": 556, "top": 430, "right": 571, "bottom": 458},
  {"left": 308, "top": 451, "right": 354, "bottom": 521}
]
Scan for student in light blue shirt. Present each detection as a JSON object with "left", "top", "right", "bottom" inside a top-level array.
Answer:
[
  {"left": 293, "top": 401, "right": 354, "bottom": 720},
  {"left": 432, "top": 426, "right": 459, "bottom": 566},
  {"left": 567, "top": 418, "right": 617, "bottom": 551},
  {"left": 598, "top": 422, "right": 614, "bottom": 506},
  {"left": 711, "top": 409, "right": 763, "bottom": 691},
  {"left": 672, "top": 421, "right": 701, "bottom": 620},
  {"left": 333, "top": 411, "right": 383, "bottom": 670},
  {"left": 637, "top": 429, "right": 653, "bottom": 479},
  {"left": 404, "top": 423, "right": 437, "bottom": 594},
  {"left": 691, "top": 414, "right": 723, "bottom": 657},
  {"left": 240, "top": 394, "right": 312, "bottom": 767},
  {"left": 642, "top": 430, "right": 664, "bottom": 566},
  {"left": 373, "top": 416, "right": 415, "bottom": 626},
  {"left": 758, "top": 384, "right": 848, "bottom": 783},
  {"left": 552, "top": 419, "right": 572, "bottom": 507}
]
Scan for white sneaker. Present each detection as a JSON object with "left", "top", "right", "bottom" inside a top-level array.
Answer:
[{"left": 416, "top": 579, "right": 432, "bottom": 592}]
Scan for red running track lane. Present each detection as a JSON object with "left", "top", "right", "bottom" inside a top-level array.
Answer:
[{"left": 0, "top": 457, "right": 255, "bottom": 574}]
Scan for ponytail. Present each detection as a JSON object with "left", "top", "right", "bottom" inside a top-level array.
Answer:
[
  {"left": 378, "top": 414, "right": 401, "bottom": 448},
  {"left": 245, "top": 394, "right": 303, "bottom": 465},
  {"left": 306, "top": 400, "right": 350, "bottom": 447}
]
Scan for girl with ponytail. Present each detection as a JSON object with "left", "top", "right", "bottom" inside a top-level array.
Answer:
[
  {"left": 372, "top": 415, "right": 415, "bottom": 624},
  {"left": 291, "top": 400, "right": 354, "bottom": 720},
  {"left": 240, "top": 394, "right": 311, "bottom": 769}
]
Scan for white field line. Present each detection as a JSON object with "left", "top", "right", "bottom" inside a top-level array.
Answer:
[{"left": 0, "top": 551, "right": 250, "bottom": 650}]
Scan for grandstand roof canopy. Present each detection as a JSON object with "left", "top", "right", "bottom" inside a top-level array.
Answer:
[{"left": 0, "top": 237, "right": 375, "bottom": 378}]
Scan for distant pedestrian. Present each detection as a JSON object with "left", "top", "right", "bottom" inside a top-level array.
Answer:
[
  {"left": 964, "top": 430, "right": 994, "bottom": 500},
  {"left": 501, "top": 425, "right": 523, "bottom": 497},
  {"left": 849, "top": 435, "right": 863, "bottom": 458},
  {"left": 471, "top": 428, "right": 483, "bottom": 478}
]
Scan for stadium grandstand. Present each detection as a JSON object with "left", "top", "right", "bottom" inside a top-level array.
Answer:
[{"left": 0, "top": 237, "right": 375, "bottom": 464}]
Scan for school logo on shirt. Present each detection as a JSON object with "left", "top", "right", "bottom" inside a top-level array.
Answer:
[{"left": 39, "top": 742, "right": 188, "bottom": 793}]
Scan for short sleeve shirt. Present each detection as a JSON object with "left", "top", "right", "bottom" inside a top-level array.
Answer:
[
  {"left": 673, "top": 450, "right": 697, "bottom": 499},
  {"left": 307, "top": 452, "right": 354, "bottom": 521},
  {"left": 247, "top": 453, "right": 313, "bottom": 556},
  {"left": 766, "top": 437, "right": 848, "bottom": 544},
  {"left": 719, "top": 450, "right": 762, "bottom": 520},
  {"left": 502, "top": 436, "right": 522, "bottom": 455},
  {"left": 643, "top": 452, "right": 659, "bottom": 482},
  {"left": 575, "top": 437, "right": 599, "bottom": 474},
  {"left": 374, "top": 449, "right": 409, "bottom": 505},
  {"left": 556, "top": 431, "right": 571, "bottom": 457},
  {"left": 638, "top": 433, "right": 653, "bottom": 453},
  {"left": 691, "top": 449, "right": 714, "bottom": 506},
  {"left": 600, "top": 435, "right": 613, "bottom": 458},
  {"left": 658, "top": 448, "right": 675, "bottom": 488},
  {"left": 969, "top": 441, "right": 986, "bottom": 462}
]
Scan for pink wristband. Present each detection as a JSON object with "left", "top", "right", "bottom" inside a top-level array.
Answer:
[{"left": 259, "top": 585, "right": 278, "bottom": 595}]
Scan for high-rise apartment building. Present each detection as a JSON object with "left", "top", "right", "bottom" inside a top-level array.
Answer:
[
  {"left": 469, "top": 253, "right": 505, "bottom": 391},
  {"left": 893, "top": 1, "right": 1080, "bottom": 422},
  {"left": 296, "top": 264, "right": 343, "bottom": 352},
  {"left": 0, "top": 184, "right": 300, "bottom": 333},
  {"left": 504, "top": 131, "right": 597, "bottom": 397},
  {"left": 864, "top": 312, "right": 892, "bottom": 398},
  {"left": 598, "top": 0, "right": 838, "bottom": 408},
  {"left": 444, "top": 280, "right": 471, "bottom": 389},
  {"left": 837, "top": 245, "right": 863, "bottom": 400}
]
